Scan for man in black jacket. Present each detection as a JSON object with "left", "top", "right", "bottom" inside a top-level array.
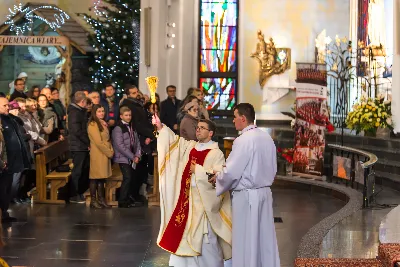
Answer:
[
  {"left": 121, "top": 85, "right": 154, "bottom": 203},
  {"left": 0, "top": 97, "right": 30, "bottom": 222},
  {"left": 9, "top": 78, "right": 27, "bottom": 101},
  {"left": 67, "top": 91, "right": 89, "bottom": 203},
  {"left": 160, "top": 85, "right": 181, "bottom": 133}
]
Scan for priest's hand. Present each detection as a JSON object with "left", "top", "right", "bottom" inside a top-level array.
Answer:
[
  {"left": 208, "top": 173, "right": 217, "bottom": 187},
  {"left": 152, "top": 114, "right": 163, "bottom": 131}
]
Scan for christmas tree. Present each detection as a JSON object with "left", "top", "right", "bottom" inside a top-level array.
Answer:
[{"left": 83, "top": 0, "right": 140, "bottom": 94}]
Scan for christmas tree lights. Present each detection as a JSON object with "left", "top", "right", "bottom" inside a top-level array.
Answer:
[
  {"left": 83, "top": 0, "right": 140, "bottom": 94},
  {"left": 6, "top": 3, "right": 70, "bottom": 35}
]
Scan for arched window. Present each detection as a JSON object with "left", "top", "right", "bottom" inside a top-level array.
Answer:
[{"left": 199, "top": 0, "right": 238, "bottom": 110}]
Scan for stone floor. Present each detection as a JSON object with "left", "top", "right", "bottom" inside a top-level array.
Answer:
[
  {"left": 0, "top": 188, "right": 345, "bottom": 267},
  {"left": 320, "top": 185, "right": 400, "bottom": 259}
]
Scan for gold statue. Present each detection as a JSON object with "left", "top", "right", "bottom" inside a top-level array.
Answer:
[{"left": 251, "top": 30, "right": 291, "bottom": 87}]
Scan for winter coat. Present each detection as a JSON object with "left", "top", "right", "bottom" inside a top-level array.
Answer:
[
  {"left": 12, "top": 115, "right": 32, "bottom": 158},
  {"left": 9, "top": 90, "right": 27, "bottom": 101},
  {"left": 18, "top": 112, "right": 46, "bottom": 164},
  {"left": 51, "top": 99, "right": 66, "bottom": 130},
  {"left": 180, "top": 114, "right": 198, "bottom": 141},
  {"left": 120, "top": 97, "right": 154, "bottom": 144},
  {"left": 0, "top": 119, "right": 7, "bottom": 172},
  {"left": 0, "top": 114, "right": 31, "bottom": 174},
  {"left": 67, "top": 103, "right": 89, "bottom": 151},
  {"left": 112, "top": 120, "right": 141, "bottom": 165},
  {"left": 160, "top": 97, "right": 181, "bottom": 130},
  {"left": 100, "top": 95, "right": 120, "bottom": 123},
  {"left": 88, "top": 121, "right": 114, "bottom": 179},
  {"left": 38, "top": 106, "right": 59, "bottom": 142}
]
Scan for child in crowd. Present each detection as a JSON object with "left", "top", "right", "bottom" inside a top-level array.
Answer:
[{"left": 112, "top": 106, "right": 141, "bottom": 208}]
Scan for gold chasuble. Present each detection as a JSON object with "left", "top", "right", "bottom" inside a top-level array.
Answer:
[{"left": 157, "top": 126, "right": 232, "bottom": 259}]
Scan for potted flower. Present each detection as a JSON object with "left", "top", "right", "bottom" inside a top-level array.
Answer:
[
  {"left": 277, "top": 148, "right": 294, "bottom": 176},
  {"left": 346, "top": 94, "right": 393, "bottom": 137}
]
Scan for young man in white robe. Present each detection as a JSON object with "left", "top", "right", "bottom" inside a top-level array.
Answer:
[
  {"left": 152, "top": 114, "right": 232, "bottom": 267},
  {"left": 210, "top": 103, "right": 280, "bottom": 267}
]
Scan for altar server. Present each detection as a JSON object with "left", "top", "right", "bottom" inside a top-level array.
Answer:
[
  {"left": 152, "top": 114, "right": 232, "bottom": 267},
  {"left": 214, "top": 103, "right": 280, "bottom": 267}
]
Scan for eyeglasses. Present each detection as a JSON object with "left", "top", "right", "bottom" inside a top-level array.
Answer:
[{"left": 196, "top": 126, "right": 209, "bottom": 131}]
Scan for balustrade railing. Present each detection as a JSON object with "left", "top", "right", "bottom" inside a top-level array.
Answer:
[{"left": 327, "top": 144, "right": 378, "bottom": 208}]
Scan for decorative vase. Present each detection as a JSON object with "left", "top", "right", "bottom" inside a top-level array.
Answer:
[
  {"left": 376, "top": 127, "right": 391, "bottom": 139},
  {"left": 286, "top": 162, "right": 293, "bottom": 176},
  {"left": 277, "top": 159, "right": 286, "bottom": 176},
  {"left": 364, "top": 129, "right": 376, "bottom": 137}
]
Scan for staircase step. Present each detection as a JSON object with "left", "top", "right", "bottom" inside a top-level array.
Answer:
[{"left": 375, "top": 171, "right": 400, "bottom": 191}]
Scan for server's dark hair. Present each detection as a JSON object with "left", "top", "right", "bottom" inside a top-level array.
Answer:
[{"left": 234, "top": 103, "right": 255, "bottom": 122}]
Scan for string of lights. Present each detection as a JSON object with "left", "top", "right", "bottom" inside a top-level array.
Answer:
[
  {"left": 83, "top": 0, "right": 140, "bottom": 93},
  {"left": 5, "top": 3, "right": 70, "bottom": 35}
]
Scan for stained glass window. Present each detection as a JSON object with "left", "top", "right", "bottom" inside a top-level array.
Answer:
[
  {"left": 201, "top": 78, "right": 236, "bottom": 110},
  {"left": 199, "top": 0, "right": 238, "bottom": 110}
]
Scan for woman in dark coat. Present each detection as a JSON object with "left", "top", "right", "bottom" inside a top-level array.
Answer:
[
  {"left": 37, "top": 94, "right": 59, "bottom": 143},
  {"left": 179, "top": 102, "right": 200, "bottom": 141}
]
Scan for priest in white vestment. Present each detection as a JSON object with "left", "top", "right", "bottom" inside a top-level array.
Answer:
[
  {"left": 211, "top": 103, "right": 280, "bottom": 267},
  {"left": 152, "top": 114, "right": 232, "bottom": 267}
]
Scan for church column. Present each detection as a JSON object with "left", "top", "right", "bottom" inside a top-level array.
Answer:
[
  {"left": 139, "top": 0, "right": 168, "bottom": 100},
  {"left": 392, "top": 0, "right": 400, "bottom": 133},
  {"left": 139, "top": 0, "right": 197, "bottom": 100}
]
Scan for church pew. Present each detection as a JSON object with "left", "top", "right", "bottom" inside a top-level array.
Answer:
[
  {"left": 147, "top": 152, "right": 160, "bottom": 206},
  {"left": 34, "top": 139, "right": 71, "bottom": 204},
  {"left": 84, "top": 163, "right": 123, "bottom": 207}
]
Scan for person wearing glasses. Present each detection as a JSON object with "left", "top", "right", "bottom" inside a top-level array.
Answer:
[
  {"left": 179, "top": 102, "right": 200, "bottom": 141},
  {"left": 9, "top": 78, "right": 27, "bottom": 101},
  {"left": 152, "top": 114, "right": 232, "bottom": 267}
]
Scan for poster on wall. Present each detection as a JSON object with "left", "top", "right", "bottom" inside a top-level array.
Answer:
[
  {"left": 333, "top": 156, "right": 352, "bottom": 180},
  {"left": 355, "top": 161, "right": 365, "bottom": 185},
  {"left": 293, "top": 83, "right": 328, "bottom": 177}
]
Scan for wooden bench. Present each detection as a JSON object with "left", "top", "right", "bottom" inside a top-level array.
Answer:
[
  {"left": 35, "top": 139, "right": 71, "bottom": 204},
  {"left": 105, "top": 163, "right": 123, "bottom": 206},
  {"left": 147, "top": 152, "right": 160, "bottom": 206},
  {"left": 84, "top": 163, "right": 123, "bottom": 207},
  {"left": 86, "top": 154, "right": 159, "bottom": 207}
]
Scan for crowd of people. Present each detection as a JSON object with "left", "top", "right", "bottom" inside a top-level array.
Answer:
[
  {"left": 296, "top": 67, "right": 327, "bottom": 85},
  {"left": 296, "top": 99, "right": 325, "bottom": 124},
  {"left": 0, "top": 80, "right": 211, "bottom": 222},
  {"left": 0, "top": 76, "right": 282, "bottom": 266},
  {"left": 295, "top": 123, "right": 325, "bottom": 147}
]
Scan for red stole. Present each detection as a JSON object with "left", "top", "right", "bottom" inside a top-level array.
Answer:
[{"left": 159, "top": 148, "right": 211, "bottom": 253}]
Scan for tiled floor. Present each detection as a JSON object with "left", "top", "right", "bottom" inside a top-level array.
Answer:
[
  {"left": 320, "top": 186, "right": 400, "bottom": 259},
  {"left": 0, "top": 188, "right": 345, "bottom": 267}
]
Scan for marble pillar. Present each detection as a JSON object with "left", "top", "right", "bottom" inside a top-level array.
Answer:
[
  {"left": 139, "top": 0, "right": 198, "bottom": 101},
  {"left": 393, "top": 0, "right": 400, "bottom": 133}
]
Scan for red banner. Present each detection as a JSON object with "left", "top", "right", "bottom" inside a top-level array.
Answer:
[{"left": 293, "top": 84, "right": 328, "bottom": 177}]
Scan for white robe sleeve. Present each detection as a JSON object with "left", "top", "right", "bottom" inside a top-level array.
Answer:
[
  {"left": 195, "top": 150, "right": 226, "bottom": 213},
  {"left": 157, "top": 125, "right": 196, "bottom": 181},
  {"left": 216, "top": 138, "right": 250, "bottom": 196}
]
